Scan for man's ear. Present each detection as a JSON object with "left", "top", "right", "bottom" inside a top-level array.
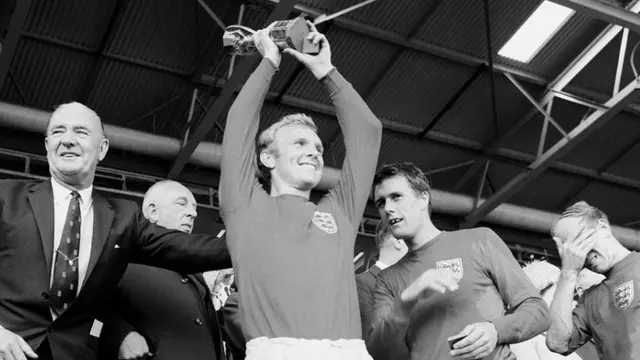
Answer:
[
  {"left": 597, "top": 219, "right": 612, "bottom": 236},
  {"left": 419, "top": 191, "right": 430, "bottom": 211},
  {"left": 98, "top": 138, "right": 110, "bottom": 162},
  {"left": 259, "top": 150, "right": 275, "bottom": 170},
  {"left": 147, "top": 203, "right": 159, "bottom": 223}
]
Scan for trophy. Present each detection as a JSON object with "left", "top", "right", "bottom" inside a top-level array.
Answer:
[{"left": 222, "top": 17, "right": 320, "bottom": 56}]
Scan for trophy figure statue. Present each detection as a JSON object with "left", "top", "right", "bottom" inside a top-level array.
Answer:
[{"left": 222, "top": 17, "right": 320, "bottom": 56}]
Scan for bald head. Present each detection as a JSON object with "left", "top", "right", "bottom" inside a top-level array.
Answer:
[{"left": 143, "top": 180, "right": 198, "bottom": 233}]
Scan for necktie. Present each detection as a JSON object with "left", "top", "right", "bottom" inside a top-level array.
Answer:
[{"left": 50, "top": 191, "right": 81, "bottom": 315}]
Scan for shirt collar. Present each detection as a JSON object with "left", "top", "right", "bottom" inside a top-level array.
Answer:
[
  {"left": 51, "top": 177, "right": 93, "bottom": 205},
  {"left": 375, "top": 261, "right": 389, "bottom": 271}
]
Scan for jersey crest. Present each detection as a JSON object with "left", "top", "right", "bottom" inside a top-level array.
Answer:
[
  {"left": 614, "top": 281, "right": 634, "bottom": 310},
  {"left": 436, "top": 258, "right": 464, "bottom": 282},
  {"left": 311, "top": 211, "right": 337, "bottom": 234}
]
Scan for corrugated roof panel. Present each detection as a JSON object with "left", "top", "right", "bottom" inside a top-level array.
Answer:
[
  {"left": 432, "top": 73, "right": 545, "bottom": 144},
  {"left": 300, "top": 0, "right": 441, "bottom": 37},
  {"left": 487, "top": 161, "right": 585, "bottom": 212},
  {"left": 366, "top": 50, "right": 476, "bottom": 128},
  {"left": 414, "top": 0, "right": 536, "bottom": 62},
  {"left": 24, "top": 0, "right": 114, "bottom": 48},
  {"left": 413, "top": 0, "right": 604, "bottom": 78},
  {"left": 377, "top": 132, "right": 474, "bottom": 172},
  {"left": 87, "top": 59, "right": 189, "bottom": 135},
  {"left": 528, "top": 14, "right": 606, "bottom": 77},
  {"left": 572, "top": 182, "right": 640, "bottom": 224},
  {"left": 9, "top": 39, "right": 93, "bottom": 110},
  {"left": 285, "top": 26, "right": 398, "bottom": 105},
  {"left": 607, "top": 140, "right": 640, "bottom": 180},
  {"left": 560, "top": 112, "right": 640, "bottom": 170},
  {"left": 105, "top": 0, "right": 201, "bottom": 73}
]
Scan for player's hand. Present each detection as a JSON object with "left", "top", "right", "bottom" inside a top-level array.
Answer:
[
  {"left": 253, "top": 22, "right": 281, "bottom": 68},
  {"left": 400, "top": 268, "right": 459, "bottom": 305},
  {"left": 0, "top": 326, "right": 38, "bottom": 360},
  {"left": 118, "top": 331, "right": 152, "bottom": 360},
  {"left": 283, "top": 21, "right": 334, "bottom": 80},
  {"left": 449, "top": 322, "right": 498, "bottom": 359},
  {"left": 554, "top": 228, "right": 597, "bottom": 275}
]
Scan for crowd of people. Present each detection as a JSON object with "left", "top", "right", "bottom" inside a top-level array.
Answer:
[{"left": 0, "top": 21, "right": 638, "bottom": 360}]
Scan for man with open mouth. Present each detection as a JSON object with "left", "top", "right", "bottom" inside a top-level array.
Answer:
[
  {"left": 219, "top": 20, "right": 382, "bottom": 359},
  {"left": 367, "top": 162, "right": 549, "bottom": 360}
]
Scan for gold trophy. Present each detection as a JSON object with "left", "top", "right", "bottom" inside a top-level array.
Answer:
[{"left": 222, "top": 17, "right": 320, "bottom": 56}]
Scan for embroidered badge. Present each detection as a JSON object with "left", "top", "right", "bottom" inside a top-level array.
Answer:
[
  {"left": 614, "top": 281, "right": 634, "bottom": 310},
  {"left": 311, "top": 211, "right": 338, "bottom": 234},
  {"left": 436, "top": 258, "right": 464, "bottom": 282}
]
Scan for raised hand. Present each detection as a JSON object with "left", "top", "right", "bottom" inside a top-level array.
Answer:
[
  {"left": 554, "top": 228, "right": 597, "bottom": 274},
  {"left": 283, "top": 21, "right": 334, "bottom": 80},
  {"left": 400, "top": 268, "right": 459, "bottom": 305},
  {"left": 252, "top": 22, "right": 281, "bottom": 68},
  {"left": 0, "top": 326, "right": 38, "bottom": 360}
]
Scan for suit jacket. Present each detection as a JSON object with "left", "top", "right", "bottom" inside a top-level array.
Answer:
[
  {"left": 99, "top": 265, "right": 224, "bottom": 360},
  {"left": 355, "top": 264, "right": 382, "bottom": 342},
  {"left": 220, "top": 291, "right": 245, "bottom": 360},
  {"left": 0, "top": 179, "right": 231, "bottom": 360}
]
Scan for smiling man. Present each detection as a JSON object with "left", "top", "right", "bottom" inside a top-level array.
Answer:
[
  {"left": 219, "top": 21, "right": 382, "bottom": 359},
  {"left": 546, "top": 201, "right": 640, "bottom": 360},
  {"left": 366, "top": 162, "right": 549, "bottom": 360},
  {"left": 0, "top": 102, "right": 230, "bottom": 360},
  {"left": 99, "top": 180, "right": 225, "bottom": 360}
]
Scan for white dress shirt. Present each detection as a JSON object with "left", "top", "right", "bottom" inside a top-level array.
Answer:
[
  {"left": 374, "top": 261, "right": 389, "bottom": 271},
  {"left": 49, "top": 177, "right": 94, "bottom": 318}
]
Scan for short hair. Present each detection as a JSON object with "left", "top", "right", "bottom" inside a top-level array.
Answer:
[
  {"left": 46, "top": 102, "right": 106, "bottom": 138},
  {"left": 256, "top": 113, "right": 318, "bottom": 183},
  {"left": 372, "top": 162, "right": 433, "bottom": 214},
  {"left": 374, "top": 220, "right": 392, "bottom": 250},
  {"left": 142, "top": 180, "right": 181, "bottom": 220},
  {"left": 551, "top": 201, "right": 609, "bottom": 238}
]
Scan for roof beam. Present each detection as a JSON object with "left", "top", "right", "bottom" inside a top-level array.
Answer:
[
  {"left": 167, "top": 0, "right": 298, "bottom": 179},
  {"left": 204, "top": 77, "right": 640, "bottom": 192},
  {"left": 0, "top": 0, "right": 31, "bottom": 92},
  {"left": 550, "top": 0, "right": 640, "bottom": 35},
  {"left": 452, "top": 0, "right": 640, "bottom": 192},
  {"left": 462, "top": 77, "right": 640, "bottom": 228}
]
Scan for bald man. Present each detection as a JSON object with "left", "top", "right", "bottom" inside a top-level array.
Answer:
[{"left": 100, "top": 181, "right": 225, "bottom": 360}]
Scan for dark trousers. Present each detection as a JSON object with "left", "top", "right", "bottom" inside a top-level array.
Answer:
[{"left": 36, "top": 338, "right": 54, "bottom": 360}]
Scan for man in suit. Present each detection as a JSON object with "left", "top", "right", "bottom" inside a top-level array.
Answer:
[
  {"left": 220, "top": 282, "right": 245, "bottom": 360},
  {"left": 99, "top": 180, "right": 226, "bottom": 360},
  {"left": 356, "top": 221, "right": 407, "bottom": 342},
  {"left": 0, "top": 102, "right": 231, "bottom": 360}
]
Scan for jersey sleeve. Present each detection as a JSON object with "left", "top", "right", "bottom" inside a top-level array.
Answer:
[
  {"left": 366, "top": 275, "right": 411, "bottom": 359},
  {"left": 219, "top": 58, "right": 277, "bottom": 214},
  {"left": 480, "top": 229, "right": 551, "bottom": 344},
  {"left": 322, "top": 68, "right": 382, "bottom": 233},
  {"left": 565, "top": 297, "right": 593, "bottom": 353}
]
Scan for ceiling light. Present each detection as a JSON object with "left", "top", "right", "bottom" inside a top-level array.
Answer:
[{"left": 498, "top": 1, "right": 575, "bottom": 63}]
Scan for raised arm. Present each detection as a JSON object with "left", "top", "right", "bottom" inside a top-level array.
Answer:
[
  {"left": 219, "top": 25, "right": 281, "bottom": 214},
  {"left": 482, "top": 229, "right": 550, "bottom": 344},
  {"left": 283, "top": 22, "right": 383, "bottom": 230},
  {"left": 133, "top": 209, "right": 232, "bottom": 273},
  {"left": 547, "top": 230, "right": 597, "bottom": 354}
]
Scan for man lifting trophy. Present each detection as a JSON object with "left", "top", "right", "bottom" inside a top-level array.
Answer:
[{"left": 223, "top": 16, "right": 319, "bottom": 56}]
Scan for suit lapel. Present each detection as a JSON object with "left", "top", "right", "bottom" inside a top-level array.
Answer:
[
  {"left": 28, "top": 181, "right": 55, "bottom": 272},
  {"left": 83, "top": 192, "right": 114, "bottom": 286},
  {"left": 190, "top": 273, "right": 212, "bottom": 301}
]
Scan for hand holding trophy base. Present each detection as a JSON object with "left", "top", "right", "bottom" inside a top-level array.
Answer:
[{"left": 222, "top": 17, "right": 320, "bottom": 56}]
